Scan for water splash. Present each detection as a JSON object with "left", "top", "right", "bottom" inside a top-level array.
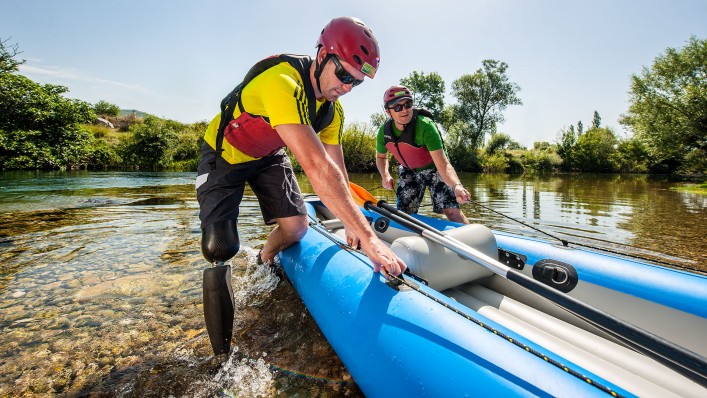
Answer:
[
  {"left": 213, "top": 350, "right": 275, "bottom": 398},
  {"left": 185, "top": 348, "right": 275, "bottom": 398},
  {"left": 229, "top": 249, "right": 279, "bottom": 302}
]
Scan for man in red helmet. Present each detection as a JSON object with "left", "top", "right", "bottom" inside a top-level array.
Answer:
[
  {"left": 195, "top": 17, "right": 407, "bottom": 356},
  {"left": 376, "top": 85, "right": 471, "bottom": 224}
]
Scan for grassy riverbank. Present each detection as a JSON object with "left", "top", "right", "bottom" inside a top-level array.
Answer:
[{"left": 671, "top": 182, "right": 707, "bottom": 195}]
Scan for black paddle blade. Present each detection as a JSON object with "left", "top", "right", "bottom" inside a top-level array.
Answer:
[{"left": 203, "top": 265, "right": 234, "bottom": 356}]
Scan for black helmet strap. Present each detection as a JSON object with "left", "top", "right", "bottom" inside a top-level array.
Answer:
[{"left": 314, "top": 48, "right": 333, "bottom": 96}]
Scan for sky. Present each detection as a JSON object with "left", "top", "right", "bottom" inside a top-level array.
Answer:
[{"left": 1, "top": 0, "right": 705, "bottom": 147}]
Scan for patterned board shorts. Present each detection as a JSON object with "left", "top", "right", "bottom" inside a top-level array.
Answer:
[{"left": 396, "top": 166, "right": 460, "bottom": 214}]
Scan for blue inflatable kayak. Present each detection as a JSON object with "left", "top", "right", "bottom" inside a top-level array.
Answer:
[{"left": 278, "top": 197, "right": 707, "bottom": 397}]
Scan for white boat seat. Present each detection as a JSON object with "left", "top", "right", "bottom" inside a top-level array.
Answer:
[{"left": 391, "top": 224, "right": 497, "bottom": 291}]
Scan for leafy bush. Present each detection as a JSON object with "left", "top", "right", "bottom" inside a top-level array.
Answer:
[
  {"left": 0, "top": 65, "right": 98, "bottom": 170},
  {"left": 86, "top": 139, "right": 121, "bottom": 169},
  {"left": 86, "top": 124, "right": 112, "bottom": 139},
  {"left": 93, "top": 100, "right": 120, "bottom": 117},
  {"left": 289, "top": 121, "right": 380, "bottom": 173},
  {"left": 572, "top": 128, "right": 618, "bottom": 172},
  {"left": 480, "top": 152, "right": 509, "bottom": 173},
  {"left": 442, "top": 120, "right": 482, "bottom": 172},
  {"left": 445, "top": 143, "right": 481, "bottom": 172},
  {"left": 118, "top": 116, "right": 180, "bottom": 170},
  {"left": 0, "top": 126, "right": 95, "bottom": 170},
  {"left": 521, "top": 149, "right": 562, "bottom": 174},
  {"left": 679, "top": 149, "right": 707, "bottom": 175},
  {"left": 610, "top": 137, "right": 651, "bottom": 173},
  {"left": 341, "top": 121, "right": 378, "bottom": 172},
  {"left": 485, "top": 132, "right": 524, "bottom": 154},
  {"left": 0, "top": 74, "right": 94, "bottom": 133},
  {"left": 171, "top": 122, "right": 207, "bottom": 171},
  {"left": 506, "top": 155, "right": 524, "bottom": 174}
]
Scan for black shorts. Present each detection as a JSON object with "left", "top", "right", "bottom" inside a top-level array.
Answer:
[{"left": 195, "top": 142, "right": 306, "bottom": 228}]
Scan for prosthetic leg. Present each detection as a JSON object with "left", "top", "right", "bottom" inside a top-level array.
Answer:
[{"left": 201, "top": 220, "right": 240, "bottom": 356}]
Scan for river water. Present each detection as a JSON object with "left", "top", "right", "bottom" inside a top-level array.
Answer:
[{"left": 0, "top": 171, "right": 705, "bottom": 397}]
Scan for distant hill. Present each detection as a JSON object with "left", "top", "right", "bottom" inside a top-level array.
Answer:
[{"left": 119, "top": 109, "right": 150, "bottom": 118}]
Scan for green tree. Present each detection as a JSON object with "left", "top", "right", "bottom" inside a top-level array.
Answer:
[
  {"left": 0, "top": 73, "right": 94, "bottom": 135},
  {"left": 533, "top": 141, "right": 553, "bottom": 151},
  {"left": 556, "top": 125, "right": 577, "bottom": 171},
  {"left": 485, "top": 132, "right": 524, "bottom": 154},
  {"left": 400, "top": 71, "right": 445, "bottom": 119},
  {"left": 118, "top": 116, "right": 180, "bottom": 169},
  {"left": 171, "top": 121, "right": 207, "bottom": 171},
  {"left": 449, "top": 59, "right": 522, "bottom": 150},
  {"left": 572, "top": 127, "right": 618, "bottom": 172},
  {"left": 521, "top": 149, "right": 562, "bottom": 174},
  {"left": 611, "top": 136, "right": 650, "bottom": 173},
  {"left": 1, "top": 38, "right": 24, "bottom": 74},
  {"left": 479, "top": 152, "right": 509, "bottom": 173},
  {"left": 290, "top": 121, "right": 381, "bottom": 173},
  {"left": 443, "top": 115, "right": 481, "bottom": 172},
  {"left": 86, "top": 139, "right": 121, "bottom": 169},
  {"left": 0, "top": 42, "right": 97, "bottom": 170},
  {"left": 369, "top": 111, "right": 386, "bottom": 130},
  {"left": 341, "top": 121, "right": 378, "bottom": 172},
  {"left": 94, "top": 100, "right": 120, "bottom": 117},
  {"left": 620, "top": 36, "right": 707, "bottom": 173},
  {"left": 591, "top": 111, "right": 602, "bottom": 129}
]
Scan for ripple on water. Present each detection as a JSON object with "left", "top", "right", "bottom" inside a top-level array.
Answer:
[{"left": 2, "top": 172, "right": 703, "bottom": 397}]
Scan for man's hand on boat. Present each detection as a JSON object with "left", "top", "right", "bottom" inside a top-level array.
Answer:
[
  {"left": 345, "top": 227, "right": 361, "bottom": 250},
  {"left": 362, "top": 238, "right": 407, "bottom": 277}
]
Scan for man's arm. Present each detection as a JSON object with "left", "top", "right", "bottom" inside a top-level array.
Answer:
[
  {"left": 323, "top": 142, "right": 361, "bottom": 249},
  {"left": 323, "top": 143, "right": 348, "bottom": 184},
  {"left": 277, "top": 123, "right": 406, "bottom": 275},
  {"left": 430, "top": 149, "right": 470, "bottom": 204},
  {"left": 376, "top": 152, "right": 394, "bottom": 190}
]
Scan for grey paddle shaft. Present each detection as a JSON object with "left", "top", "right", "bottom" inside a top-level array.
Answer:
[{"left": 418, "top": 229, "right": 509, "bottom": 275}]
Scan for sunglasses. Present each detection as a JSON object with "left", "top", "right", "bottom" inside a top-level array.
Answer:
[
  {"left": 388, "top": 100, "right": 413, "bottom": 112},
  {"left": 330, "top": 56, "right": 364, "bottom": 87}
]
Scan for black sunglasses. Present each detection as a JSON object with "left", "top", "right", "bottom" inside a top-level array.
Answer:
[
  {"left": 330, "top": 56, "right": 364, "bottom": 87},
  {"left": 388, "top": 100, "right": 413, "bottom": 112}
]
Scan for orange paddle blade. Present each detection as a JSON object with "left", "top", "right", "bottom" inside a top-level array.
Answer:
[
  {"left": 349, "top": 185, "right": 366, "bottom": 207},
  {"left": 348, "top": 182, "right": 378, "bottom": 206}
]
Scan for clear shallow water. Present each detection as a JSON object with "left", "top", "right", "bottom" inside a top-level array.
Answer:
[{"left": 0, "top": 171, "right": 705, "bottom": 397}]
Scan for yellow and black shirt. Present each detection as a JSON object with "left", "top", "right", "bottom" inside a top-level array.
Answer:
[{"left": 204, "top": 57, "right": 344, "bottom": 165}]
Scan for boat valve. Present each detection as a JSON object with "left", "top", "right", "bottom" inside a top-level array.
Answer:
[
  {"left": 531, "top": 259, "right": 578, "bottom": 293},
  {"left": 374, "top": 217, "right": 390, "bottom": 233}
]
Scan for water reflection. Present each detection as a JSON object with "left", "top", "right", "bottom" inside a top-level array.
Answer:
[
  {"left": 355, "top": 174, "right": 706, "bottom": 268},
  {"left": 0, "top": 171, "right": 704, "bottom": 397}
]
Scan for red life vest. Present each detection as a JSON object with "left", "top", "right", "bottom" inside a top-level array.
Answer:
[
  {"left": 215, "top": 54, "right": 334, "bottom": 159},
  {"left": 383, "top": 108, "right": 436, "bottom": 170}
]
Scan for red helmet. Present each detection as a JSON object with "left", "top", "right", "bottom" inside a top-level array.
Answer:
[
  {"left": 383, "top": 85, "right": 413, "bottom": 106},
  {"left": 317, "top": 17, "right": 380, "bottom": 79}
]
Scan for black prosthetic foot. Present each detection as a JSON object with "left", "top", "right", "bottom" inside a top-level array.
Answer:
[{"left": 203, "top": 265, "right": 234, "bottom": 356}]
